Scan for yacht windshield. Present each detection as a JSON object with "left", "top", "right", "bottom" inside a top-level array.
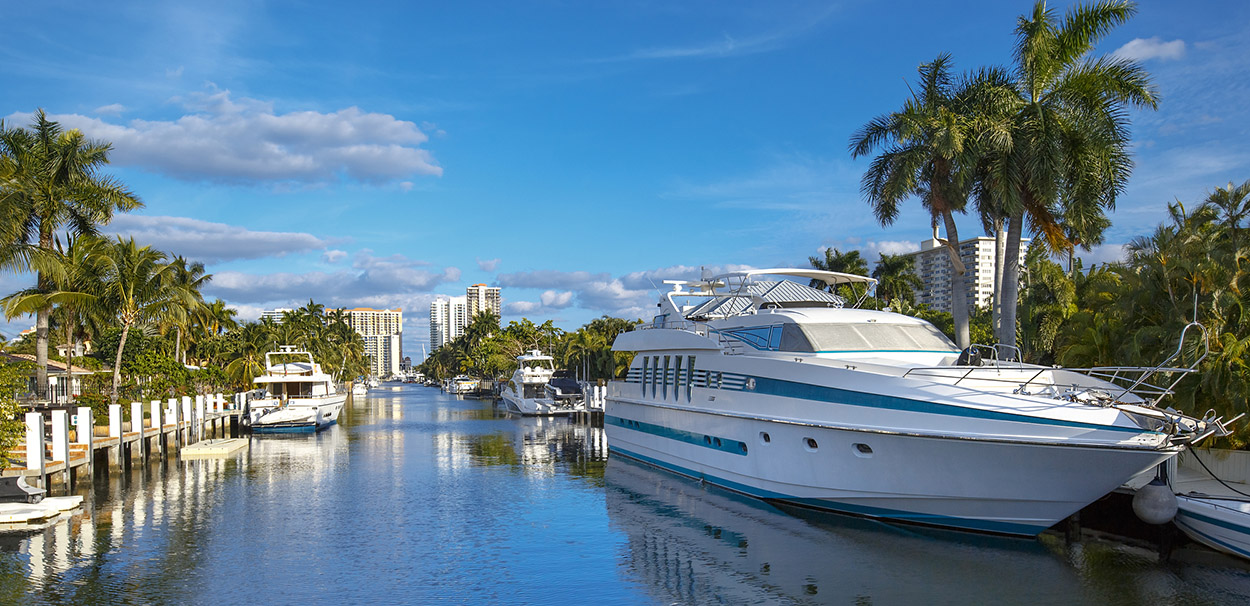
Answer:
[{"left": 794, "top": 322, "right": 957, "bottom": 353}]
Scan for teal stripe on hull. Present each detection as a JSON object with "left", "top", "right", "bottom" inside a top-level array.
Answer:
[
  {"left": 1176, "top": 507, "right": 1250, "bottom": 558},
  {"left": 609, "top": 444, "right": 1048, "bottom": 537},
  {"left": 606, "top": 414, "right": 747, "bottom": 456}
]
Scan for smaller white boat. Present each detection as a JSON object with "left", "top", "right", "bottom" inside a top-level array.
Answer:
[
  {"left": 368, "top": 377, "right": 379, "bottom": 388},
  {"left": 1169, "top": 447, "right": 1250, "bottom": 560},
  {"left": 447, "top": 375, "right": 479, "bottom": 394},
  {"left": 246, "top": 346, "right": 347, "bottom": 433},
  {"left": 351, "top": 382, "right": 368, "bottom": 397},
  {"left": 501, "top": 351, "right": 584, "bottom": 416}
]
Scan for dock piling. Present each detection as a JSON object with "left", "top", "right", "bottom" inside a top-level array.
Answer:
[
  {"left": 131, "top": 401, "right": 145, "bottom": 461},
  {"left": 24, "top": 412, "right": 45, "bottom": 488},
  {"left": 76, "top": 407, "right": 93, "bottom": 476},
  {"left": 51, "top": 410, "right": 70, "bottom": 488}
]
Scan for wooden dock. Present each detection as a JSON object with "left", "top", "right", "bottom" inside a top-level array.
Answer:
[{"left": 3, "top": 392, "right": 250, "bottom": 494}]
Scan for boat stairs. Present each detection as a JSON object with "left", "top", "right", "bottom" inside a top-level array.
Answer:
[{"left": 4, "top": 393, "right": 250, "bottom": 494}]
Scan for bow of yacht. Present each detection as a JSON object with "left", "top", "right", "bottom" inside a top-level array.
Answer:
[{"left": 605, "top": 268, "right": 1232, "bottom": 536}]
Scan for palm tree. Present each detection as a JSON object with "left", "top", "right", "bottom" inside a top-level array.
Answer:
[
  {"left": 1, "top": 234, "right": 108, "bottom": 389},
  {"left": 166, "top": 255, "right": 210, "bottom": 365},
  {"left": 850, "top": 54, "right": 983, "bottom": 348},
  {"left": 94, "top": 237, "right": 191, "bottom": 405},
  {"left": 984, "top": 1, "right": 1157, "bottom": 348},
  {"left": 0, "top": 110, "right": 141, "bottom": 393},
  {"left": 871, "top": 253, "right": 924, "bottom": 307},
  {"left": 1199, "top": 179, "right": 1250, "bottom": 253}
]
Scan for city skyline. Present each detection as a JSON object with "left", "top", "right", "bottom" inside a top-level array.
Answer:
[{"left": 1, "top": 1, "right": 1246, "bottom": 357}]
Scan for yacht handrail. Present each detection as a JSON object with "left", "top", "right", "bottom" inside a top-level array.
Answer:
[{"left": 1107, "top": 321, "right": 1208, "bottom": 406}]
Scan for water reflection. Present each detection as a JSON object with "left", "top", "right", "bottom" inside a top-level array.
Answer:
[
  {"left": 2, "top": 385, "right": 1248, "bottom": 605},
  {"left": 605, "top": 456, "right": 1250, "bottom": 605}
]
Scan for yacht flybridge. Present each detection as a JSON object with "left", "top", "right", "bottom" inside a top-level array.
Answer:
[{"left": 605, "top": 268, "right": 1235, "bottom": 536}]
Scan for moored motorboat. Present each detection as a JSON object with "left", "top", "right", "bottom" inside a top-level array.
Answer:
[
  {"left": 1161, "top": 448, "right": 1250, "bottom": 560},
  {"left": 246, "top": 346, "right": 347, "bottom": 433},
  {"left": 606, "top": 268, "right": 1232, "bottom": 536},
  {"left": 447, "top": 375, "right": 479, "bottom": 395},
  {"left": 501, "top": 351, "right": 584, "bottom": 416},
  {"left": 352, "top": 382, "right": 368, "bottom": 397}
]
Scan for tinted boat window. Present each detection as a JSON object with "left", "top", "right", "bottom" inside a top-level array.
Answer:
[{"left": 780, "top": 324, "right": 815, "bottom": 352}]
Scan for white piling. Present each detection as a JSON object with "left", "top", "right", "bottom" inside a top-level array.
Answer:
[
  {"left": 152, "top": 400, "right": 164, "bottom": 455},
  {"left": 195, "top": 394, "right": 205, "bottom": 441},
  {"left": 76, "top": 406, "right": 93, "bottom": 475},
  {"left": 182, "top": 396, "right": 193, "bottom": 444},
  {"left": 108, "top": 404, "right": 122, "bottom": 439},
  {"left": 132, "top": 401, "right": 146, "bottom": 459},
  {"left": 51, "top": 409, "right": 70, "bottom": 486},
  {"left": 25, "top": 412, "right": 46, "bottom": 488}
]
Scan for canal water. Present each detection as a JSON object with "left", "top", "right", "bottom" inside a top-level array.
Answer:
[{"left": 3, "top": 385, "right": 1250, "bottom": 605}]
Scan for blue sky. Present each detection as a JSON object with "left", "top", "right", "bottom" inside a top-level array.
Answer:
[{"left": 2, "top": 1, "right": 1247, "bottom": 359}]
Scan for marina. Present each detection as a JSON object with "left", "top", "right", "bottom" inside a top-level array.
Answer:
[{"left": 2, "top": 385, "right": 1249, "bottom": 605}]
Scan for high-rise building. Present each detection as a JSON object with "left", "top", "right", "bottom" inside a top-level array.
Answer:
[
  {"left": 906, "top": 229, "right": 1028, "bottom": 314},
  {"left": 429, "top": 296, "right": 467, "bottom": 350},
  {"left": 260, "top": 308, "right": 292, "bottom": 323},
  {"left": 466, "top": 284, "right": 501, "bottom": 318},
  {"left": 344, "top": 307, "right": 403, "bottom": 378}
]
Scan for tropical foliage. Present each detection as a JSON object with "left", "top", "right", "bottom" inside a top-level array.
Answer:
[{"left": 419, "top": 314, "right": 636, "bottom": 384}]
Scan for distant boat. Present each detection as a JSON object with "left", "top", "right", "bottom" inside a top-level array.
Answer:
[
  {"left": 447, "top": 375, "right": 479, "bottom": 395},
  {"left": 351, "top": 382, "right": 368, "bottom": 397},
  {"left": 500, "top": 351, "right": 584, "bottom": 416},
  {"left": 246, "top": 346, "right": 347, "bottom": 433}
]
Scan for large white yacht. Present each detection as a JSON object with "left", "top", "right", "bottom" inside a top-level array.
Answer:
[
  {"left": 605, "top": 268, "right": 1233, "bottom": 536},
  {"left": 500, "top": 350, "right": 583, "bottom": 416},
  {"left": 246, "top": 346, "right": 347, "bottom": 433}
]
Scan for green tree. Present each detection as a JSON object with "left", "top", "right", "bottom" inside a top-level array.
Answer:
[
  {"left": 850, "top": 54, "right": 984, "bottom": 348},
  {"left": 94, "top": 237, "right": 191, "bottom": 404},
  {"left": 0, "top": 111, "right": 141, "bottom": 394},
  {"left": 871, "top": 252, "right": 923, "bottom": 307},
  {"left": 984, "top": 0, "right": 1157, "bottom": 348}
]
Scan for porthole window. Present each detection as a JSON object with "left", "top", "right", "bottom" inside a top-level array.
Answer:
[
  {"left": 739, "top": 442, "right": 749, "bottom": 454},
  {"left": 759, "top": 432, "right": 771, "bottom": 444},
  {"left": 853, "top": 443, "right": 874, "bottom": 458},
  {"left": 804, "top": 437, "right": 819, "bottom": 451},
  {"left": 713, "top": 438, "right": 722, "bottom": 447}
]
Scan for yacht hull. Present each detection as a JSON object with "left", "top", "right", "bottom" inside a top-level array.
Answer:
[
  {"left": 501, "top": 391, "right": 575, "bottom": 416},
  {"left": 605, "top": 397, "right": 1174, "bottom": 536},
  {"left": 248, "top": 394, "right": 347, "bottom": 434}
]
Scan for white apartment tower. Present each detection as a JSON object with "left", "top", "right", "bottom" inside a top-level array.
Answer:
[
  {"left": 429, "top": 296, "right": 467, "bottom": 350},
  {"left": 907, "top": 228, "right": 1028, "bottom": 314},
  {"left": 466, "top": 284, "right": 502, "bottom": 318},
  {"left": 344, "top": 307, "right": 403, "bottom": 378}
]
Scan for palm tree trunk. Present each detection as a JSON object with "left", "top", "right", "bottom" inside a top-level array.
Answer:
[
  {"left": 35, "top": 304, "right": 49, "bottom": 397},
  {"left": 111, "top": 323, "right": 131, "bottom": 406},
  {"left": 1000, "top": 209, "right": 1025, "bottom": 351},
  {"left": 993, "top": 216, "right": 1005, "bottom": 340},
  {"left": 941, "top": 211, "right": 971, "bottom": 349},
  {"left": 175, "top": 326, "right": 182, "bottom": 365},
  {"left": 65, "top": 322, "right": 75, "bottom": 401}
]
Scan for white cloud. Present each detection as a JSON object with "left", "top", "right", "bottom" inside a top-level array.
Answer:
[
  {"left": 1113, "top": 37, "right": 1185, "bottom": 62},
  {"left": 322, "top": 249, "right": 348, "bottom": 263},
  {"left": 105, "top": 215, "right": 329, "bottom": 262},
  {"left": 14, "top": 86, "right": 442, "bottom": 186},
  {"left": 204, "top": 253, "right": 459, "bottom": 304},
  {"left": 539, "top": 290, "right": 574, "bottom": 308},
  {"left": 1076, "top": 243, "right": 1128, "bottom": 267},
  {"left": 94, "top": 103, "right": 125, "bottom": 116},
  {"left": 476, "top": 257, "right": 500, "bottom": 272},
  {"left": 497, "top": 270, "right": 610, "bottom": 290}
]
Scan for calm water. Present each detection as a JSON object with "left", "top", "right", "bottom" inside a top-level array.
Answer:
[{"left": 3, "top": 385, "right": 1250, "bottom": 605}]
